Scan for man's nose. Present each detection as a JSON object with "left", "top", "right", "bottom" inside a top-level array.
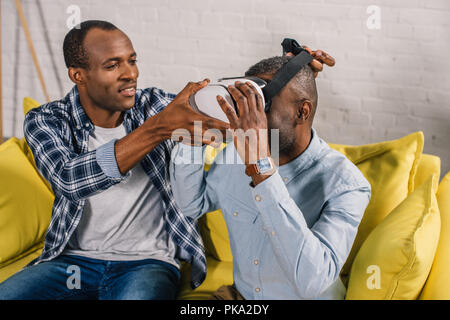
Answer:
[{"left": 121, "top": 63, "right": 138, "bottom": 81}]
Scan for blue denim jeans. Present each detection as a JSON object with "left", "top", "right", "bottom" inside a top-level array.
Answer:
[{"left": 0, "top": 255, "right": 180, "bottom": 300}]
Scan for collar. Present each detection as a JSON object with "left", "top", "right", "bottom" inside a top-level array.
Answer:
[
  {"left": 66, "top": 86, "right": 94, "bottom": 132},
  {"left": 277, "top": 128, "right": 324, "bottom": 181}
]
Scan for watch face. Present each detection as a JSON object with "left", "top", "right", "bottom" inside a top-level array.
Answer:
[{"left": 256, "top": 158, "right": 273, "bottom": 174}]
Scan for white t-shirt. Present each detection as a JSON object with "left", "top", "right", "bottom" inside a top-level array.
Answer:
[{"left": 64, "top": 124, "right": 178, "bottom": 268}]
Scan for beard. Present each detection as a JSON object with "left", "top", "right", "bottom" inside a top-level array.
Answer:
[{"left": 269, "top": 125, "right": 296, "bottom": 158}]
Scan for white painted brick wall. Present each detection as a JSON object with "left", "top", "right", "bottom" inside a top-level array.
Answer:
[{"left": 1, "top": 0, "right": 449, "bottom": 179}]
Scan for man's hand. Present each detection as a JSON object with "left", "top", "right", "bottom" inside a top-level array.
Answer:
[
  {"left": 158, "top": 79, "right": 230, "bottom": 146},
  {"left": 115, "top": 79, "right": 229, "bottom": 175},
  {"left": 216, "top": 81, "right": 274, "bottom": 185},
  {"left": 286, "top": 47, "right": 335, "bottom": 78}
]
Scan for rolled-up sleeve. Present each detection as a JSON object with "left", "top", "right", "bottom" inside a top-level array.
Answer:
[{"left": 24, "top": 111, "right": 128, "bottom": 202}]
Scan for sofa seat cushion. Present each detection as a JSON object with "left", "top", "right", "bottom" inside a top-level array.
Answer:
[
  {"left": 0, "top": 242, "right": 44, "bottom": 283},
  {"left": 178, "top": 256, "right": 233, "bottom": 300}
]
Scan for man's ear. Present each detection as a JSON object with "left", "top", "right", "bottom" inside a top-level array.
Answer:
[
  {"left": 68, "top": 67, "right": 86, "bottom": 86},
  {"left": 295, "top": 99, "right": 312, "bottom": 124}
]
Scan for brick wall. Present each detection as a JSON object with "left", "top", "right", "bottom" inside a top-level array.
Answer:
[{"left": 1, "top": 0, "right": 449, "bottom": 178}]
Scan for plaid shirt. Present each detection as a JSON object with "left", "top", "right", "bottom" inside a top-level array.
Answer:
[{"left": 23, "top": 86, "right": 206, "bottom": 289}]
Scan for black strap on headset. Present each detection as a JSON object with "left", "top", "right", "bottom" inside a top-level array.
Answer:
[
  {"left": 281, "top": 38, "right": 304, "bottom": 56},
  {"left": 262, "top": 38, "right": 313, "bottom": 111}
]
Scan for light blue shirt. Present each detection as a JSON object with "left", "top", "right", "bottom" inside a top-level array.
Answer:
[{"left": 169, "top": 128, "right": 371, "bottom": 299}]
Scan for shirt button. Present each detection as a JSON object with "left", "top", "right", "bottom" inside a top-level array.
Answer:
[
  {"left": 262, "top": 226, "right": 265, "bottom": 231},
  {"left": 254, "top": 259, "right": 259, "bottom": 265},
  {"left": 271, "top": 231, "right": 276, "bottom": 236},
  {"left": 233, "top": 211, "right": 238, "bottom": 217},
  {"left": 255, "top": 195, "right": 261, "bottom": 202},
  {"left": 284, "top": 177, "right": 289, "bottom": 182},
  {"left": 255, "top": 287, "right": 261, "bottom": 293},
  {"left": 85, "top": 123, "right": 89, "bottom": 127},
  {"left": 77, "top": 205, "right": 82, "bottom": 210},
  {"left": 76, "top": 125, "right": 81, "bottom": 130}
]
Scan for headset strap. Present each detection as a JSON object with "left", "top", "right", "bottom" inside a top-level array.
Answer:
[
  {"left": 262, "top": 50, "right": 313, "bottom": 101},
  {"left": 281, "top": 38, "right": 303, "bottom": 56}
]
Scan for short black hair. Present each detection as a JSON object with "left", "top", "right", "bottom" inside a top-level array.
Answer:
[
  {"left": 63, "top": 20, "right": 118, "bottom": 69},
  {"left": 245, "top": 56, "right": 318, "bottom": 117}
]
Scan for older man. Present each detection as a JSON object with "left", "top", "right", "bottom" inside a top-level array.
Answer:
[{"left": 170, "top": 55, "right": 371, "bottom": 300}]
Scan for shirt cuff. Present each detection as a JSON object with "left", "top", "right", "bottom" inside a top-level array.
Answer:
[
  {"left": 96, "top": 139, "right": 128, "bottom": 179},
  {"left": 250, "top": 171, "right": 290, "bottom": 207}
]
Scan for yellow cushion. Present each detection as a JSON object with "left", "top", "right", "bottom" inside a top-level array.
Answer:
[
  {"left": 0, "top": 242, "right": 44, "bottom": 283},
  {"left": 345, "top": 175, "right": 440, "bottom": 300},
  {"left": 177, "top": 257, "right": 233, "bottom": 300},
  {"left": 330, "top": 132, "right": 424, "bottom": 283},
  {"left": 198, "top": 211, "right": 233, "bottom": 262},
  {"left": 419, "top": 172, "right": 450, "bottom": 299},
  {"left": 0, "top": 138, "right": 54, "bottom": 264},
  {"left": 23, "top": 97, "right": 40, "bottom": 115},
  {"left": 414, "top": 154, "right": 440, "bottom": 194},
  {"left": 204, "top": 142, "right": 227, "bottom": 172}
]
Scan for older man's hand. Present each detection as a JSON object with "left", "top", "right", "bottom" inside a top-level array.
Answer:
[{"left": 285, "top": 47, "right": 335, "bottom": 77}]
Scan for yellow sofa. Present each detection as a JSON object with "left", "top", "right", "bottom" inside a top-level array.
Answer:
[{"left": 0, "top": 98, "right": 449, "bottom": 300}]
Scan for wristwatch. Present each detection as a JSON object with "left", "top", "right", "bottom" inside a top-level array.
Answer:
[{"left": 245, "top": 157, "right": 275, "bottom": 176}]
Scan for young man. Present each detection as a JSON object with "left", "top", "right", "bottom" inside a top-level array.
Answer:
[
  {"left": 0, "top": 20, "right": 331, "bottom": 300},
  {"left": 0, "top": 20, "right": 228, "bottom": 300},
  {"left": 169, "top": 56, "right": 371, "bottom": 300}
]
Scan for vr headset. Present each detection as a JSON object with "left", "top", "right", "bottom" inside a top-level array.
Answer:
[{"left": 189, "top": 38, "right": 313, "bottom": 123}]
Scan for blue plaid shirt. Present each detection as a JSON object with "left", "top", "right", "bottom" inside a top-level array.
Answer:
[{"left": 23, "top": 86, "right": 206, "bottom": 289}]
